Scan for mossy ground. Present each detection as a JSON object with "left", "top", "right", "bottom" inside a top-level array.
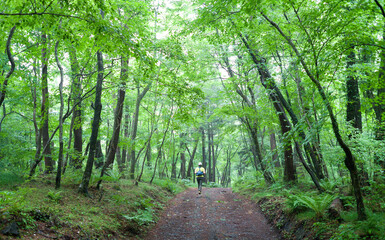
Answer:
[{"left": 0, "top": 172, "right": 188, "bottom": 239}]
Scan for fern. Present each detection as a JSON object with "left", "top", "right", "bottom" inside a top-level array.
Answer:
[
  {"left": 286, "top": 193, "right": 335, "bottom": 218},
  {"left": 122, "top": 208, "right": 154, "bottom": 226},
  {"left": 319, "top": 179, "right": 338, "bottom": 193},
  {"left": 47, "top": 191, "right": 62, "bottom": 203}
]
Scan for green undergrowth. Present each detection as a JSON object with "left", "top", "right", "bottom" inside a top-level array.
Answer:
[
  {"left": 233, "top": 176, "right": 385, "bottom": 239},
  {"left": 0, "top": 173, "right": 188, "bottom": 239}
]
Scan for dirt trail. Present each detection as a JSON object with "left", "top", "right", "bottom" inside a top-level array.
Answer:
[{"left": 145, "top": 187, "right": 281, "bottom": 240}]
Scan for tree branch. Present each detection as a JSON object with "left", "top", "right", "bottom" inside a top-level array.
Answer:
[
  {"left": 0, "top": 12, "right": 89, "bottom": 22},
  {"left": 0, "top": 25, "right": 17, "bottom": 107},
  {"left": 374, "top": 0, "right": 385, "bottom": 19}
]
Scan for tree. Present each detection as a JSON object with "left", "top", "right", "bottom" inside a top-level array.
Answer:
[
  {"left": 78, "top": 50, "right": 104, "bottom": 196},
  {"left": 97, "top": 57, "right": 128, "bottom": 188}
]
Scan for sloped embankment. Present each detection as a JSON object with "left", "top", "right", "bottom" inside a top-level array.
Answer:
[
  {"left": 0, "top": 177, "right": 186, "bottom": 239},
  {"left": 258, "top": 197, "right": 324, "bottom": 239}
]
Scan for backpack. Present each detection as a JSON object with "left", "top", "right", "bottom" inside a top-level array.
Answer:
[{"left": 196, "top": 168, "right": 204, "bottom": 176}]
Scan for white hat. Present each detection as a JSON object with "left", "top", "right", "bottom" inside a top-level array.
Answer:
[{"left": 198, "top": 162, "right": 202, "bottom": 166}]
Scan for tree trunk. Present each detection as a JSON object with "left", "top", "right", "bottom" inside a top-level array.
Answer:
[
  {"left": 186, "top": 138, "right": 199, "bottom": 178},
  {"left": 208, "top": 127, "right": 212, "bottom": 182},
  {"left": 374, "top": 25, "right": 385, "bottom": 140},
  {"left": 274, "top": 100, "right": 296, "bottom": 183},
  {"left": 129, "top": 82, "right": 151, "bottom": 179},
  {"left": 31, "top": 59, "right": 42, "bottom": 173},
  {"left": 201, "top": 127, "right": 207, "bottom": 168},
  {"left": 246, "top": 119, "right": 275, "bottom": 184},
  {"left": 121, "top": 101, "right": 130, "bottom": 173},
  {"left": 180, "top": 152, "right": 186, "bottom": 179},
  {"left": 55, "top": 41, "right": 64, "bottom": 189},
  {"left": 270, "top": 132, "right": 280, "bottom": 167},
  {"left": 41, "top": 33, "right": 53, "bottom": 173},
  {"left": 116, "top": 146, "right": 123, "bottom": 172},
  {"left": 346, "top": 48, "right": 362, "bottom": 133},
  {"left": 94, "top": 140, "right": 104, "bottom": 169},
  {"left": 63, "top": 111, "right": 74, "bottom": 174},
  {"left": 212, "top": 135, "right": 216, "bottom": 183},
  {"left": 97, "top": 57, "right": 127, "bottom": 188},
  {"left": 69, "top": 45, "right": 83, "bottom": 169},
  {"left": 0, "top": 26, "right": 16, "bottom": 108},
  {"left": 78, "top": 50, "right": 104, "bottom": 196}
]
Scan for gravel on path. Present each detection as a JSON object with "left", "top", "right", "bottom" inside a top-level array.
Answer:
[{"left": 145, "top": 187, "right": 281, "bottom": 240}]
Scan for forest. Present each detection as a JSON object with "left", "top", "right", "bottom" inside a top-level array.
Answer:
[{"left": 1, "top": 0, "right": 385, "bottom": 239}]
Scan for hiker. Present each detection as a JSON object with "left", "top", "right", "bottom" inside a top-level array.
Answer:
[{"left": 194, "top": 162, "right": 206, "bottom": 194}]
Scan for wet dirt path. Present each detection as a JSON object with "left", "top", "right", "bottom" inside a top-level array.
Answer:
[{"left": 145, "top": 187, "right": 281, "bottom": 240}]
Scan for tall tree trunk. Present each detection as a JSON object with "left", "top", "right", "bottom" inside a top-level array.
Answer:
[
  {"left": 41, "top": 33, "right": 53, "bottom": 173},
  {"left": 346, "top": 48, "right": 362, "bottom": 133},
  {"left": 121, "top": 102, "right": 130, "bottom": 173},
  {"left": 170, "top": 130, "right": 177, "bottom": 179},
  {"left": 221, "top": 148, "right": 231, "bottom": 186},
  {"left": 78, "top": 50, "right": 104, "bottom": 196},
  {"left": 208, "top": 127, "right": 212, "bottom": 182},
  {"left": 212, "top": 131, "right": 216, "bottom": 182},
  {"left": 146, "top": 141, "right": 152, "bottom": 167},
  {"left": 270, "top": 131, "right": 280, "bottom": 167},
  {"left": 274, "top": 99, "right": 296, "bottom": 183},
  {"left": 246, "top": 119, "right": 275, "bottom": 184},
  {"left": 186, "top": 138, "right": 199, "bottom": 178},
  {"left": 94, "top": 140, "right": 104, "bottom": 169},
  {"left": 374, "top": 25, "right": 385, "bottom": 140},
  {"left": 116, "top": 146, "right": 123, "bottom": 172},
  {"left": 201, "top": 127, "right": 207, "bottom": 168},
  {"left": 129, "top": 82, "right": 151, "bottom": 179},
  {"left": 55, "top": 41, "right": 64, "bottom": 189},
  {"left": 97, "top": 57, "right": 127, "bottom": 188},
  {"left": 346, "top": 47, "right": 368, "bottom": 183},
  {"left": 31, "top": 60, "right": 42, "bottom": 173},
  {"left": 179, "top": 133, "right": 187, "bottom": 179},
  {"left": 69, "top": 46, "right": 83, "bottom": 169},
  {"left": 63, "top": 112, "right": 74, "bottom": 174}
]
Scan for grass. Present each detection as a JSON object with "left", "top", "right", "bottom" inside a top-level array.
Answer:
[{"left": 0, "top": 173, "right": 188, "bottom": 239}]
